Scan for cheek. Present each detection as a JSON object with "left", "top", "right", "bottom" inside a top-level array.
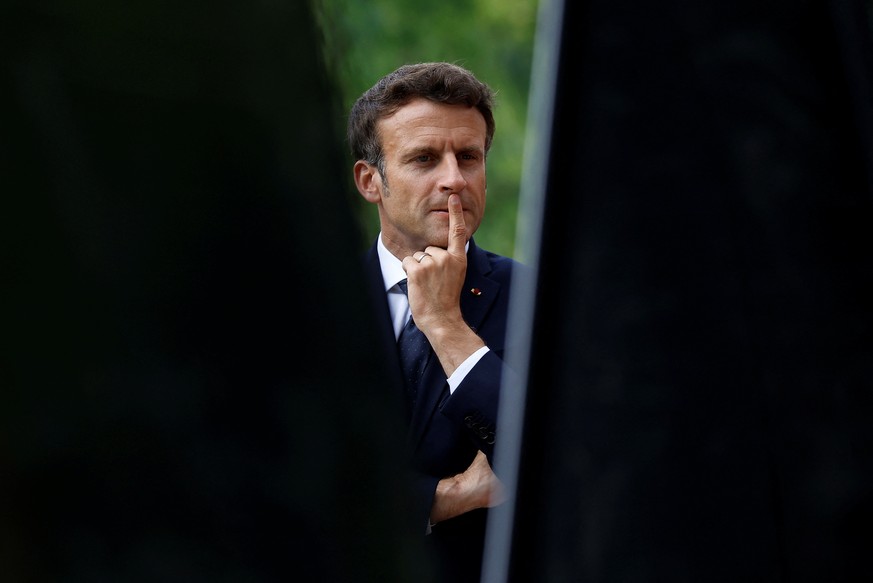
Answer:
[{"left": 472, "top": 187, "right": 487, "bottom": 211}]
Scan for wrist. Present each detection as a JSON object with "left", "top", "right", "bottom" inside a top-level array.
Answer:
[
  {"left": 425, "top": 326, "right": 486, "bottom": 377},
  {"left": 431, "top": 475, "right": 461, "bottom": 524}
]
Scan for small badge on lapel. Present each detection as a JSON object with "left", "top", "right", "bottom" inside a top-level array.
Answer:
[{"left": 470, "top": 288, "right": 482, "bottom": 296}]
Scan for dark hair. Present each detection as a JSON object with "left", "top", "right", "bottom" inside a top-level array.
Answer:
[{"left": 347, "top": 62, "right": 496, "bottom": 172}]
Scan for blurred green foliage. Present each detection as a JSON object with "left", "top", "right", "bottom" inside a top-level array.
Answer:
[{"left": 312, "top": 0, "right": 539, "bottom": 257}]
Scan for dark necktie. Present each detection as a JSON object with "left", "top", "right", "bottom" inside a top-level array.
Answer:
[{"left": 396, "top": 280, "right": 431, "bottom": 409}]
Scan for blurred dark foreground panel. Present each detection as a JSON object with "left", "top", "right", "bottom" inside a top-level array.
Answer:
[
  {"left": 2, "top": 1, "right": 429, "bottom": 581},
  {"left": 502, "top": 0, "right": 873, "bottom": 581}
]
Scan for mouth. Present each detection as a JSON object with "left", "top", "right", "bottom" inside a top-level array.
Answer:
[{"left": 429, "top": 207, "right": 468, "bottom": 214}]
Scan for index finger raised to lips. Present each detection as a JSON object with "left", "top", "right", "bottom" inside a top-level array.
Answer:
[{"left": 447, "top": 194, "right": 466, "bottom": 256}]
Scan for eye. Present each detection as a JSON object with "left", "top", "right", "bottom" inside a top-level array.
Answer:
[{"left": 415, "top": 154, "right": 432, "bottom": 163}]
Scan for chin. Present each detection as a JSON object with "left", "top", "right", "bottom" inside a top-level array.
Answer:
[{"left": 426, "top": 233, "right": 450, "bottom": 249}]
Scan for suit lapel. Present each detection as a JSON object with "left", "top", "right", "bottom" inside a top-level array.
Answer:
[{"left": 459, "top": 241, "right": 501, "bottom": 338}]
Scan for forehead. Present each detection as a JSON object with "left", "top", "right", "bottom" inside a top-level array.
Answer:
[{"left": 377, "top": 98, "right": 487, "bottom": 150}]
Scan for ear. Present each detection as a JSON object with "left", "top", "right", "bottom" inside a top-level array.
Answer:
[{"left": 353, "top": 160, "right": 382, "bottom": 204}]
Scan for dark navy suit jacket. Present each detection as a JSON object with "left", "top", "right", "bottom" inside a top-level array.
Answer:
[{"left": 364, "top": 237, "right": 517, "bottom": 582}]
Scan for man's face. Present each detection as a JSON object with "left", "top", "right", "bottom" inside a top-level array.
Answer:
[{"left": 357, "top": 98, "right": 488, "bottom": 259}]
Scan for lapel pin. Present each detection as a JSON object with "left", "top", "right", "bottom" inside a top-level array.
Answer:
[{"left": 470, "top": 288, "right": 482, "bottom": 296}]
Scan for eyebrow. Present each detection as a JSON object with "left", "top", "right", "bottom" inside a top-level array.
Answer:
[
  {"left": 401, "top": 144, "right": 484, "bottom": 156},
  {"left": 457, "top": 146, "right": 485, "bottom": 157}
]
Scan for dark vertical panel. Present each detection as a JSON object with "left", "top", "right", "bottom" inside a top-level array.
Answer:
[
  {"left": 1, "top": 1, "right": 426, "bottom": 581},
  {"left": 508, "top": 0, "right": 873, "bottom": 581}
]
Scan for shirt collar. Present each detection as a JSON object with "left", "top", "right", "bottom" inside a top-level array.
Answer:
[{"left": 377, "top": 234, "right": 407, "bottom": 293}]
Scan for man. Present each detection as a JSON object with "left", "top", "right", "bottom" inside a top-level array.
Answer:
[{"left": 348, "top": 62, "right": 519, "bottom": 581}]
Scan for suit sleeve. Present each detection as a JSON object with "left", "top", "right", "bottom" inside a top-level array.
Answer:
[{"left": 438, "top": 349, "right": 517, "bottom": 463}]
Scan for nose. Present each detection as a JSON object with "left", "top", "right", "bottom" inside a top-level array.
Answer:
[{"left": 438, "top": 157, "right": 467, "bottom": 193}]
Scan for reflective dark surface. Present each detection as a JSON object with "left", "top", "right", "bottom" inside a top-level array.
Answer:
[
  {"left": 503, "top": 0, "right": 873, "bottom": 581},
  {"left": 2, "top": 2, "right": 427, "bottom": 580}
]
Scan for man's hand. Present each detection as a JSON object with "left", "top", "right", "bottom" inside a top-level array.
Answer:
[
  {"left": 430, "top": 451, "right": 506, "bottom": 525},
  {"left": 402, "top": 193, "right": 468, "bottom": 328},
  {"left": 402, "top": 194, "right": 485, "bottom": 377}
]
